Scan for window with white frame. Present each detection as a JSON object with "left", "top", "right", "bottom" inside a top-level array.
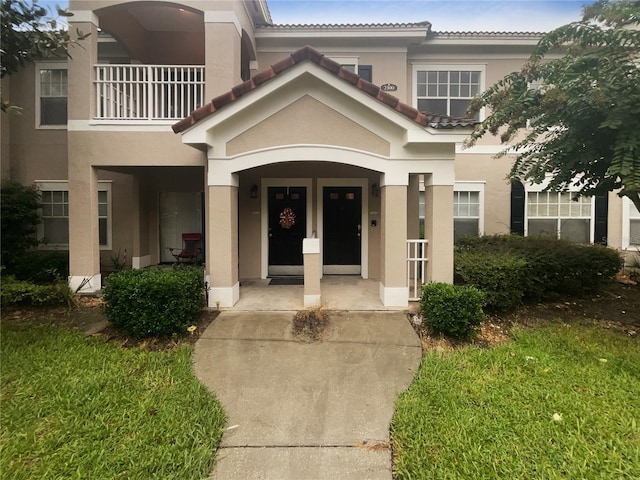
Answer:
[
  {"left": 623, "top": 198, "right": 640, "bottom": 248},
  {"left": 454, "top": 182, "right": 484, "bottom": 242},
  {"left": 37, "top": 181, "right": 112, "bottom": 249},
  {"left": 329, "top": 57, "right": 372, "bottom": 82},
  {"left": 36, "top": 64, "right": 68, "bottom": 127},
  {"left": 330, "top": 56, "right": 359, "bottom": 74},
  {"left": 414, "top": 65, "right": 484, "bottom": 119},
  {"left": 526, "top": 191, "right": 593, "bottom": 243}
]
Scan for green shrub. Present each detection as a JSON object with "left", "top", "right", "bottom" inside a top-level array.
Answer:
[
  {"left": 456, "top": 235, "right": 622, "bottom": 302},
  {"left": 103, "top": 267, "right": 205, "bottom": 338},
  {"left": 1, "top": 181, "right": 41, "bottom": 271},
  {"left": 455, "top": 251, "right": 528, "bottom": 310},
  {"left": 1, "top": 275, "right": 74, "bottom": 306},
  {"left": 10, "top": 251, "right": 69, "bottom": 283},
  {"left": 420, "top": 282, "right": 484, "bottom": 339}
]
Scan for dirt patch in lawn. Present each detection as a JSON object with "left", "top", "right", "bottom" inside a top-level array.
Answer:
[{"left": 410, "top": 281, "right": 639, "bottom": 351}]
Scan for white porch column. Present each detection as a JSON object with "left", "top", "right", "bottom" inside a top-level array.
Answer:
[
  {"left": 206, "top": 182, "right": 240, "bottom": 307},
  {"left": 380, "top": 184, "right": 408, "bottom": 307},
  {"left": 303, "top": 238, "right": 321, "bottom": 307},
  {"left": 424, "top": 184, "right": 454, "bottom": 283}
]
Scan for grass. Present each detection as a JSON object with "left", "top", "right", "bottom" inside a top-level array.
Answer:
[
  {"left": 1, "top": 323, "right": 226, "bottom": 480},
  {"left": 392, "top": 322, "right": 640, "bottom": 479}
]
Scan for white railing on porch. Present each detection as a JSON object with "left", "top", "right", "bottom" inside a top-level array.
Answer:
[
  {"left": 95, "top": 65, "right": 205, "bottom": 121},
  {"left": 407, "top": 239, "right": 429, "bottom": 301}
]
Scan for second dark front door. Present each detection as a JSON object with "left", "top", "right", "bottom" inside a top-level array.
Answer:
[
  {"left": 323, "top": 186, "right": 362, "bottom": 274},
  {"left": 268, "top": 186, "right": 306, "bottom": 275}
]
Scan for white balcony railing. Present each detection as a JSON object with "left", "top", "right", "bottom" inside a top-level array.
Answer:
[
  {"left": 407, "top": 239, "right": 429, "bottom": 301},
  {"left": 95, "top": 65, "right": 205, "bottom": 121}
]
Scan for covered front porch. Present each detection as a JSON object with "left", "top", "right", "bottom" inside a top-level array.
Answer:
[{"left": 233, "top": 276, "right": 399, "bottom": 311}]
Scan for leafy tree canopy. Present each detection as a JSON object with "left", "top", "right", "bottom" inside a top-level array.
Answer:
[
  {"left": 1, "top": 0, "right": 88, "bottom": 112},
  {"left": 466, "top": 0, "right": 640, "bottom": 212}
]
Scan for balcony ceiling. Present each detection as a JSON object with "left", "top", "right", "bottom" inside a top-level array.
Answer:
[
  {"left": 127, "top": 4, "right": 204, "bottom": 32},
  {"left": 97, "top": 3, "right": 204, "bottom": 64}
]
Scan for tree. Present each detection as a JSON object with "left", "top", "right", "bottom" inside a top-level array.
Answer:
[
  {"left": 465, "top": 0, "right": 640, "bottom": 212},
  {"left": 1, "top": 0, "right": 88, "bottom": 112},
  {"left": 0, "top": 181, "right": 41, "bottom": 270}
]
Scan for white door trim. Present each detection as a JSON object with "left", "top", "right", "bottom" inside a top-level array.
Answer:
[
  {"left": 317, "top": 178, "right": 369, "bottom": 279},
  {"left": 261, "top": 178, "right": 313, "bottom": 279}
]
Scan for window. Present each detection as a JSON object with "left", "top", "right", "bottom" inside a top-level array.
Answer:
[
  {"left": 37, "top": 181, "right": 112, "bottom": 249},
  {"left": 526, "top": 191, "right": 593, "bottom": 243},
  {"left": 414, "top": 65, "right": 484, "bottom": 119},
  {"left": 329, "top": 57, "right": 372, "bottom": 82},
  {"left": 36, "top": 63, "right": 67, "bottom": 128},
  {"left": 623, "top": 198, "right": 640, "bottom": 248},
  {"left": 454, "top": 182, "right": 484, "bottom": 242}
]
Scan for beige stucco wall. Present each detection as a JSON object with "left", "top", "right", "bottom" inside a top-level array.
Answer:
[
  {"left": 455, "top": 153, "right": 514, "bottom": 235},
  {"left": 68, "top": 131, "right": 205, "bottom": 167},
  {"left": 2, "top": 64, "right": 68, "bottom": 183},
  {"left": 256, "top": 50, "right": 409, "bottom": 103},
  {"left": 227, "top": 95, "right": 390, "bottom": 157}
]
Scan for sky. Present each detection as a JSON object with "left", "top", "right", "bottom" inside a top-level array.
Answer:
[
  {"left": 267, "top": 0, "right": 592, "bottom": 32},
  {"left": 39, "top": 0, "right": 593, "bottom": 33}
]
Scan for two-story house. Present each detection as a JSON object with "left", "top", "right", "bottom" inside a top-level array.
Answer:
[{"left": 2, "top": 0, "right": 638, "bottom": 308}]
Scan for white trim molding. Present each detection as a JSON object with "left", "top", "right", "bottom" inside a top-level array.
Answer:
[
  {"left": 69, "top": 275, "right": 102, "bottom": 294},
  {"left": 204, "top": 11, "right": 241, "bottom": 35},
  {"left": 132, "top": 255, "right": 151, "bottom": 269},
  {"left": 379, "top": 283, "right": 409, "bottom": 307},
  {"left": 208, "top": 282, "right": 240, "bottom": 308},
  {"left": 304, "top": 294, "right": 322, "bottom": 308}
]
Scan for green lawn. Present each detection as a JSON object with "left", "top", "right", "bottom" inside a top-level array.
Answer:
[
  {"left": 392, "top": 323, "right": 640, "bottom": 479},
  {"left": 1, "top": 323, "right": 226, "bottom": 480}
]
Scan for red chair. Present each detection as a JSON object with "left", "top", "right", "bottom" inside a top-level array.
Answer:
[{"left": 169, "top": 233, "right": 202, "bottom": 265}]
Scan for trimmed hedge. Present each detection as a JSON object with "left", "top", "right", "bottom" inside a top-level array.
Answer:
[
  {"left": 455, "top": 235, "right": 622, "bottom": 309},
  {"left": 9, "top": 251, "right": 69, "bottom": 283},
  {"left": 1, "top": 275, "right": 74, "bottom": 306},
  {"left": 420, "top": 282, "right": 485, "bottom": 339},
  {"left": 103, "top": 267, "right": 205, "bottom": 338},
  {"left": 455, "top": 251, "right": 528, "bottom": 311}
]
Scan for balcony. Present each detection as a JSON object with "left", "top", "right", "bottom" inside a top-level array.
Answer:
[{"left": 95, "top": 65, "right": 205, "bottom": 122}]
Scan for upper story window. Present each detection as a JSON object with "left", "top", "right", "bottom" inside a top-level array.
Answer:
[
  {"left": 330, "top": 57, "right": 372, "bottom": 82},
  {"left": 36, "top": 63, "right": 67, "bottom": 128},
  {"left": 414, "top": 65, "right": 485, "bottom": 119}
]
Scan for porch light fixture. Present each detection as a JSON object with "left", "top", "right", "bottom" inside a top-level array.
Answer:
[
  {"left": 371, "top": 183, "right": 379, "bottom": 197},
  {"left": 250, "top": 184, "right": 258, "bottom": 199}
]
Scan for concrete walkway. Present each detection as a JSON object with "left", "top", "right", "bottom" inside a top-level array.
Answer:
[{"left": 193, "top": 310, "right": 421, "bottom": 480}]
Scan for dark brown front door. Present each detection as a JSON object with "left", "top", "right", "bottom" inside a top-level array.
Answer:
[
  {"left": 268, "top": 186, "right": 306, "bottom": 274},
  {"left": 323, "top": 186, "right": 361, "bottom": 274}
]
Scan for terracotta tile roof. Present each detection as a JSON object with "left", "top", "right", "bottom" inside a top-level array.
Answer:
[
  {"left": 430, "top": 31, "right": 544, "bottom": 37},
  {"left": 172, "top": 45, "right": 476, "bottom": 134},
  {"left": 256, "top": 21, "right": 432, "bottom": 29}
]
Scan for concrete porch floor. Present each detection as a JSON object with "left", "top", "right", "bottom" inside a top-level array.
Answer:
[{"left": 233, "top": 276, "right": 409, "bottom": 311}]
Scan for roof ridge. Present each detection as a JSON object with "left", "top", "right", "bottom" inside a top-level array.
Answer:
[
  {"left": 256, "top": 21, "right": 432, "bottom": 28},
  {"left": 172, "top": 45, "right": 475, "bottom": 134}
]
